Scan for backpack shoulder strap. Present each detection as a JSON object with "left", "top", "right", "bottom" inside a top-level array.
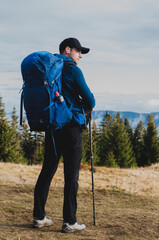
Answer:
[{"left": 64, "top": 61, "right": 76, "bottom": 67}]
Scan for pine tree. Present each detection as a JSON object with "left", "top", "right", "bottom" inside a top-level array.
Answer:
[
  {"left": 0, "top": 96, "right": 5, "bottom": 118},
  {"left": 82, "top": 121, "right": 100, "bottom": 166},
  {"left": 142, "top": 114, "right": 159, "bottom": 166},
  {"left": 98, "top": 127, "right": 111, "bottom": 166},
  {"left": 124, "top": 117, "right": 133, "bottom": 144},
  {"left": 104, "top": 150, "right": 118, "bottom": 167},
  {"left": 20, "top": 119, "right": 37, "bottom": 164},
  {"left": 133, "top": 120, "right": 144, "bottom": 166},
  {"left": 115, "top": 112, "right": 124, "bottom": 125},
  {"left": 99, "top": 111, "right": 112, "bottom": 130},
  {"left": 97, "top": 111, "right": 118, "bottom": 167},
  {"left": 10, "top": 107, "right": 25, "bottom": 163},
  {"left": 104, "top": 111, "right": 112, "bottom": 129},
  {"left": 0, "top": 118, "right": 13, "bottom": 162},
  {"left": 11, "top": 107, "right": 19, "bottom": 131},
  {"left": 92, "top": 120, "right": 100, "bottom": 165},
  {"left": 82, "top": 127, "right": 90, "bottom": 164},
  {"left": 20, "top": 119, "right": 45, "bottom": 165},
  {"left": 110, "top": 113, "right": 136, "bottom": 168},
  {"left": 0, "top": 99, "right": 24, "bottom": 163},
  {"left": 34, "top": 131, "right": 45, "bottom": 164},
  {"left": 10, "top": 107, "right": 20, "bottom": 147}
]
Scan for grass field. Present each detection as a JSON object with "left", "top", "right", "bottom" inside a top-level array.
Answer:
[{"left": 1, "top": 162, "right": 159, "bottom": 240}]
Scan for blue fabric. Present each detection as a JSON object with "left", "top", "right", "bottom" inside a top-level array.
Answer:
[
  {"left": 21, "top": 51, "right": 63, "bottom": 88},
  {"left": 21, "top": 51, "right": 73, "bottom": 131},
  {"left": 54, "top": 54, "right": 96, "bottom": 126}
]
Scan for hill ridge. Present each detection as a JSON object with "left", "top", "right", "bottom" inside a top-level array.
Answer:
[{"left": 92, "top": 110, "right": 159, "bottom": 129}]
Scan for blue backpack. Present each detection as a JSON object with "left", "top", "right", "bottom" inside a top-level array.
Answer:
[{"left": 20, "top": 51, "right": 74, "bottom": 132}]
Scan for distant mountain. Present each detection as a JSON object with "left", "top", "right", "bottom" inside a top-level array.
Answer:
[
  {"left": 6, "top": 109, "right": 159, "bottom": 130},
  {"left": 92, "top": 110, "right": 159, "bottom": 129}
]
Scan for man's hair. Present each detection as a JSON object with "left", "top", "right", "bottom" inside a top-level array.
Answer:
[{"left": 59, "top": 48, "right": 65, "bottom": 54}]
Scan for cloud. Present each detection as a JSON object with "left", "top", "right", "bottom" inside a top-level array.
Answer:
[
  {"left": 90, "top": 50, "right": 152, "bottom": 65},
  {"left": 1, "top": 0, "right": 159, "bottom": 70},
  {"left": 94, "top": 92, "right": 159, "bottom": 113},
  {"left": 0, "top": 72, "right": 22, "bottom": 114},
  {"left": 1, "top": 0, "right": 159, "bottom": 115},
  {"left": 147, "top": 99, "right": 159, "bottom": 108}
]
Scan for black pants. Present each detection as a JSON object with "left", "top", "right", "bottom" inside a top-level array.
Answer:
[{"left": 33, "top": 125, "right": 82, "bottom": 224}]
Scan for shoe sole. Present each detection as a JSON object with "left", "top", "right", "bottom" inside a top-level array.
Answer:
[
  {"left": 33, "top": 223, "right": 53, "bottom": 228},
  {"left": 61, "top": 227, "right": 86, "bottom": 233}
]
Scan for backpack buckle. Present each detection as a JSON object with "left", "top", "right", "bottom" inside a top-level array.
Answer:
[
  {"left": 51, "top": 79, "right": 56, "bottom": 84},
  {"left": 44, "top": 81, "right": 48, "bottom": 85}
]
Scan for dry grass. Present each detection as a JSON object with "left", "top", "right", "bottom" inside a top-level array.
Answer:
[
  {"left": 85, "top": 164, "right": 159, "bottom": 197},
  {"left": 1, "top": 162, "right": 159, "bottom": 196},
  {"left": 1, "top": 162, "right": 159, "bottom": 240}
]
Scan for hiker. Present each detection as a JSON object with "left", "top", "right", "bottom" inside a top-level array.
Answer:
[{"left": 33, "top": 38, "right": 96, "bottom": 232}]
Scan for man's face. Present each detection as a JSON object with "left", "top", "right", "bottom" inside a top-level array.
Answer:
[{"left": 67, "top": 48, "right": 82, "bottom": 64}]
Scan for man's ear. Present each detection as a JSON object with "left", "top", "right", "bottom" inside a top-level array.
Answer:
[{"left": 65, "top": 46, "right": 71, "bottom": 54}]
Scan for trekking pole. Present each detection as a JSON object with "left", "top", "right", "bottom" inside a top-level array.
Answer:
[{"left": 89, "top": 112, "right": 96, "bottom": 226}]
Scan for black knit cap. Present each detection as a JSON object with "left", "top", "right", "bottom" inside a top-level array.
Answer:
[{"left": 59, "top": 38, "right": 90, "bottom": 54}]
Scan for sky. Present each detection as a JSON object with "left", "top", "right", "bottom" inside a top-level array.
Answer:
[{"left": 1, "top": 0, "right": 159, "bottom": 116}]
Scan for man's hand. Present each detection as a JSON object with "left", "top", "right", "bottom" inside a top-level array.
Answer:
[{"left": 85, "top": 109, "right": 93, "bottom": 125}]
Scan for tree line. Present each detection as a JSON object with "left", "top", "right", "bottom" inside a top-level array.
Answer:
[
  {"left": 0, "top": 96, "right": 159, "bottom": 167},
  {"left": 82, "top": 112, "right": 159, "bottom": 167},
  {"left": 0, "top": 97, "right": 44, "bottom": 165}
]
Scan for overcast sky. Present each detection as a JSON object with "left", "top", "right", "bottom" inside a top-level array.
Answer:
[{"left": 1, "top": 0, "right": 159, "bottom": 115}]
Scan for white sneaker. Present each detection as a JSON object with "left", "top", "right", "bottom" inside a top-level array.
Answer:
[
  {"left": 61, "top": 222, "right": 86, "bottom": 233},
  {"left": 33, "top": 216, "right": 53, "bottom": 228}
]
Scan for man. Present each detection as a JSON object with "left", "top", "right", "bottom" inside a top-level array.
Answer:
[{"left": 33, "top": 38, "right": 96, "bottom": 233}]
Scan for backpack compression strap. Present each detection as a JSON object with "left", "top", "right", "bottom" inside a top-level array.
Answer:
[{"left": 20, "top": 91, "right": 24, "bottom": 126}]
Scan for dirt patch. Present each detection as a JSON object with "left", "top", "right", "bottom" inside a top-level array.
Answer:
[{"left": 1, "top": 184, "right": 159, "bottom": 240}]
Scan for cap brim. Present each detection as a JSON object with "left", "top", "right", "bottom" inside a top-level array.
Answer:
[{"left": 81, "top": 47, "right": 90, "bottom": 54}]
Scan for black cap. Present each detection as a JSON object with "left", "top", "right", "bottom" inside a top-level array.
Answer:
[{"left": 59, "top": 38, "right": 90, "bottom": 54}]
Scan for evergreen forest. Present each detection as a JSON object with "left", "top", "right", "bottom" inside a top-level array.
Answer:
[{"left": 1, "top": 96, "right": 159, "bottom": 168}]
